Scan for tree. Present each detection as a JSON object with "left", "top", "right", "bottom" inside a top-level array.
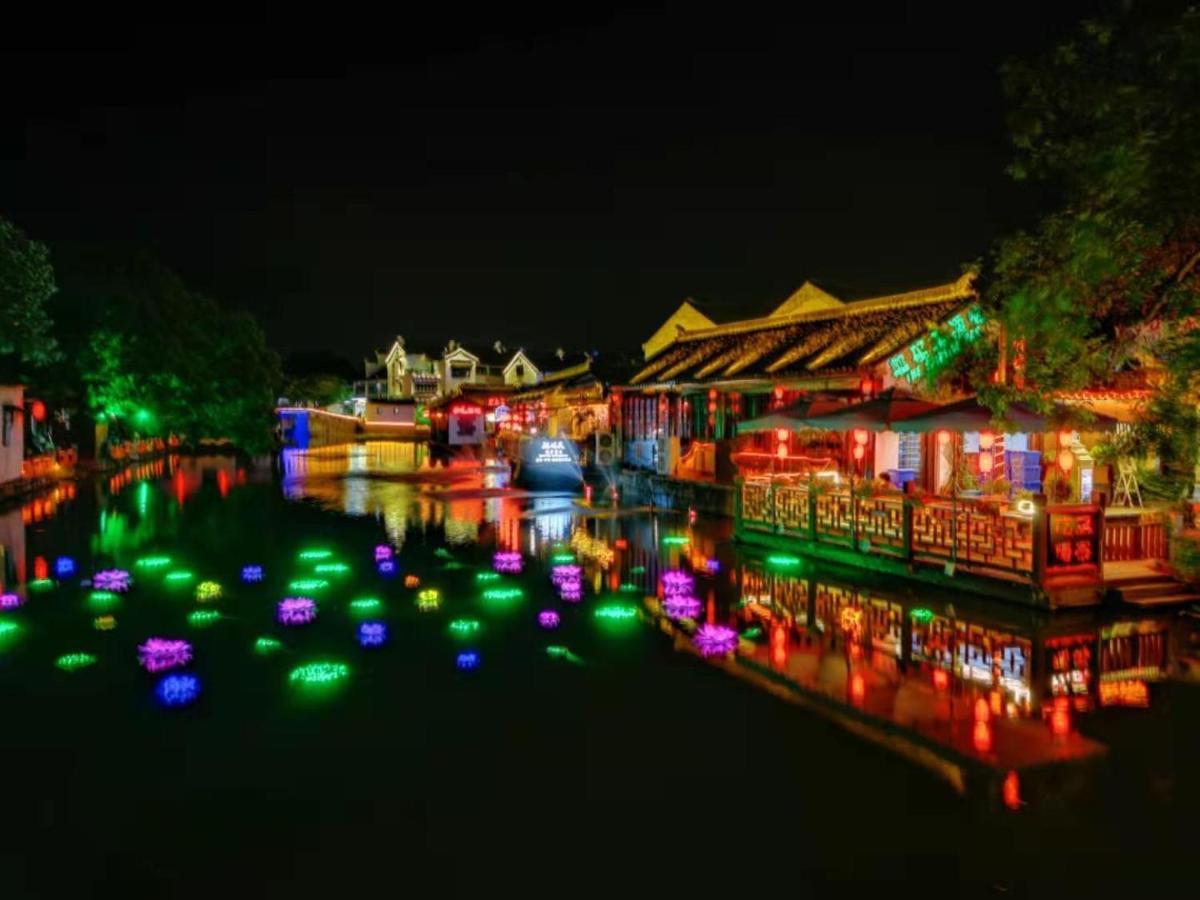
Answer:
[
  {"left": 64, "top": 249, "right": 282, "bottom": 453},
  {"left": 970, "top": 5, "right": 1200, "bottom": 496},
  {"left": 0, "top": 215, "right": 59, "bottom": 378}
]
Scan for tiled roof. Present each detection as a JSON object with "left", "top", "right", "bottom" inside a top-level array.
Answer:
[{"left": 629, "top": 274, "right": 976, "bottom": 386}]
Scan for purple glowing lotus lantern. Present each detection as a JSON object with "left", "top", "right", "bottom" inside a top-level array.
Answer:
[
  {"left": 550, "top": 564, "right": 581, "bottom": 585},
  {"left": 374, "top": 544, "right": 394, "bottom": 562},
  {"left": 538, "top": 610, "right": 560, "bottom": 629},
  {"left": 492, "top": 551, "right": 523, "bottom": 574},
  {"left": 660, "top": 570, "right": 694, "bottom": 597},
  {"left": 0, "top": 592, "right": 23, "bottom": 610},
  {"left": 693, "top": 624, "right": 738, "bottom": 657},
  {"left": 663, "top": 594, "right": 702, "bottom": 620},
  {"left": 93, "top": 569, "right": 132, "bottom": 593},
  {"left": 277, "top": 597, "right": 318, "bottom": 626},
  {"left": 137, "top": 637, "right": 194, "bottom": 673},
  {"left": 558, "top": 580, "right": 583, "bottom": 602}
]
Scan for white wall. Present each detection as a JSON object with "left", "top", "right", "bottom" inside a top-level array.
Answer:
[
  {"left": 874, "top": 431, "right": 899, "bottom": 475},
  {"left": 0, "top": 386, "right": 24, "bottom": 486}
]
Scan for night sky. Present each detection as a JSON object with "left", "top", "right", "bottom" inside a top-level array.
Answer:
[{"left": 1, "top": 2, "right": 1110, "bottom": 365}]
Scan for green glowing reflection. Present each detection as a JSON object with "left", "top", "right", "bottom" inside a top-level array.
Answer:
[
  {"left": 448, "top": 618, "right": 481, "bottom": 637},
  {"left": 298, "top": 549, "right": 333, "bottom": 561},
  {"left": 289, "top": 661, "right": 350, "bottom": 688},
  {"left": 551, "top": 553, "right": 576, "bottom": 564},
  {"left": 56, "top": 652, "right": 97, "bottom": 672},
  {"left": 289, "top": 579, "right": 329, "bottom": 592},
  {"left": 0, "top": 620, "right": 22, "bottom": 646},
  {"left": 475, "top": 571, "right": 500, "bottom": 583},
  {"left": 482, "top": 587, "right": 523, "bottom": 602},
  {"left": 618, "top": 583, "right": 640, "bottom": 593},
  {"left": 630, "top": 566, "right": 646, "bottom": 574},
  {"left": 28, "top": 578, "right": 55, "bottom": 591},
  {"left": 87, "top": 590, "right": 120, "bottom": 611},
  {"left": 594, "top": 603, "right": 638, "bottom": 621},
  {"left": 187, "top": 609, "right": 221, "bottom": 627},
  {"left": 254, "top": 636, "right": 283, "bottom": 654},
  {"left": 546, "top": 645, "right": 584, "bottom": 664},
  {"left": 313, "top": 562, "right": 349, "bottom": 575},
  {"left": 348, "top": 597, "right": 383, "bottom": 616},
  {"left": 136, "top": 555, "right": 172, "bottom": 570},
  {"left": 165, "top": 570, "right": 195, "bottom": 585}
]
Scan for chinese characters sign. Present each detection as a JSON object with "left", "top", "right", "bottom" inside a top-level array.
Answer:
[{"left": 888, "top": 306, "right": 986, "bottom": 385}]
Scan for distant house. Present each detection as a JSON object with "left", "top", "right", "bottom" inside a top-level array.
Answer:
[{"left": 355, "top": 336, "right": 441, "bottom": 405}]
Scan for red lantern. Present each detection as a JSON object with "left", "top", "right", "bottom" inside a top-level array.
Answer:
[
  {"left": 852, "top": 444, "right": 865, "bottom": 461},
  {"left": 708, "top": 388, "right": 718, "bottom": 400},
  {"left": 978, "top": 451, "right": 994, "bottom": 474},
  {"left": 860, "top": 377, "right": 873, "bottom": 396},
  {"left": 853, "top": 429, "right": 868, "bottom": 446},
  {"left": 974, "top": 697, "right": 990, "bottom": 723},
  {"left": 773, "top": 385, "right": 784, "bottom": 401},
  {"left": 937, "top": 430, "right": 951, "bottom": 446},
  {"left": 1050, "top": 697, "right": 1071, "bottom": 738},
  {"left": 978, "top": 430, "right": 994, "bottom": 451},
  {"left": 29, "top": 400, "right": 46, "bottom": 422},
  {"left": 1058, "top": 449, "right": 1075, "bottom": 472},
  {"left": 850, "top": 673, "right": 865, "bottom": 706},
  {"left": 1058, "top": 430, "right": 1073, "bottom": 447},
  {"left": 933, "top": 668, "right": 949, "bottom": 691},
  {"left": 776, "top": 444, "right": 788, "bottom": 460},
  {"left": 973, "top": 719, "right": 993, "bottom": 753},
  {"left": 776, "top": 429, "right": 788, "bottom": 442},
  {"left": 707, "top": 401, "right": 717, "bottom": 414},
  {"left": 1003, "top": 771, "right": 1021, "bottom": 810}
]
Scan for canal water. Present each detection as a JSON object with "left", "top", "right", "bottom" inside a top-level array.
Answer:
[{"left": 0, "top": 444, "right": 1196, "bottom": 896}]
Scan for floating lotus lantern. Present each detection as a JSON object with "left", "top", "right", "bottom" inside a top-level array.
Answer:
[
  {"left": 378, "top": 560, "right": 397, "bottom": 576},
  {"left": 417, "top": 589, "right": 441, "bottom": 612},
  {"left": 357, "top": 621, "right": 388, "bottom": 648},
  {"left": 93, "top": 615, "right": 117, "bottom": 631},
  {"left": 660, "top": 570, "right": 694, "bottom": 596},
  {"left": 55, "top": 557, "right": 76, "bottom": 578},
  {"left": 538, "top": 610, "right": 560, "bottom": 629},
  {"left": 456, "top": 651, "right": 480, "bottom": 671},
  {"left": 289, "top": 661, "right": 350, "bottom": 688},
  {"left": 195, "top": 581, "right": 222, "bottom": 602},
  {"left": 0, "top": 593, "right": 22, "bottom": 611},
  {"left": 551, "top": 564, "right": 582, "bottom": 585},
  {"left": 93, "top": 569, "right": 131, "bottom": 592},
  {"left": 155, "top": 673, "right": 201, "bottom": 708},
  {"left": 693, "top": 624, "right": 738, "bottom": 657},
  {"left": 404, "top": 574, "right": 421, "bottom": 589},
  {"left": 277, "top": 597, "right": 317, "bottom": 626},
  {"left": 663, "top": 595, "right": 702, "bottom": 620},
  {"left": 138, "top": 638, "right": 193, "bottom": 673},
  {"left": 492, "top": 551, "right": 523, "bottom": 574},
  {"left": 374, "top": 544, "right": 394, "bottom": 562},
  {"left": 55, "top": 652, "right": 97, "bottom": 672},
  {"left": 241, "top": 565, "right": 264, "bottom": 583}
]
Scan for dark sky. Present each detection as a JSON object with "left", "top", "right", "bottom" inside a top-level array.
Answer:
[{"left": 1, "top": 2, "right": 1111, "bottom": 364}]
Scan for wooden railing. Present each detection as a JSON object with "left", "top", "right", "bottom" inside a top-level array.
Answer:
[
  {"left": 1104, "top": 514, "right": 1168, "bottom": 561},
  {"left": 736, "top": 478, "right": 1107, "bottom": 588}
]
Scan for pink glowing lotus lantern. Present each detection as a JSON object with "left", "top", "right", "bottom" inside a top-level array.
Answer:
[
  {"left": 693, "top": 624, "right": 738, "bottom": 657},
  {"left": 93, "top": 569, "right": 132, "bottom": 593},
  {"left": 374, "top": 544, "right": 394, "bottom": 562},
  {"left": 0, "top": 592, "right": 23, "bottom": 610},
  {"left": 660, "top": 570, "right": 694, "bottom": 596},
  {"left": 493, "top": 551, "right": 523, "bottom": 574},
  {"left": 551, "top": 564, "right": 582, "bottom": 585},
  {"left": 663, "top": 595, "right": 702, "bottom": 620},
  {"left": 277, "top": 597, "right": 317, "bottom": 626},
  {"left": 538, "top": 610, "right": 560, "bottom": 629},
  {"left": 137, "top": 637, "right": 193, "bottom": 673}
]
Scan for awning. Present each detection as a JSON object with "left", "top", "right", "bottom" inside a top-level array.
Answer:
[
  {"left": 735, "top": 394, "right": 846, "bottom": 435},
  {"left": 792, "top": 389, "right": 938, "bottom": 431},
  {"left": 889, "top": 396, "right": 1122, "bottom": 434}
]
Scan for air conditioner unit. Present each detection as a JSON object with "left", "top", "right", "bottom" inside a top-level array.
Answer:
[{"left": 594, "top": 431, "right": 616, "bottom": 467}]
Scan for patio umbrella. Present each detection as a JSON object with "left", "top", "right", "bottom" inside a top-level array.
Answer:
[
  {"left": 793, "top": 388, "right": 939, "bottom": 431},
  {"left": 735, "top": 394, "right": 846, "bottom": 435},
  {"left": 889, "top": 396, "right": 1122, "bottom": 433}
]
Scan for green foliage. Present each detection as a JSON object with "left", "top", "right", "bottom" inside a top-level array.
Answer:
[
  {"left": 0, "top": 216, "right": 59, "bottom": 377},
  {"left": 962, "top": 7, "right": 1200, "bottom": 496},
  {"left": 282, "top": 373, "right": 351, "bottom": 408},
  {"left": 69, "top": 252, "right": 281, "bottom": 452}
]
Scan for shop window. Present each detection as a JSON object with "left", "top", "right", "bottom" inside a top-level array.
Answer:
[{"left": 898, "top": 432, "right": 921, "bottom": 470}]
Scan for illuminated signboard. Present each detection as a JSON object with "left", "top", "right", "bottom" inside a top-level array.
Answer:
[
  {"left": 888, "top": 306, "right": 986, "bottom": 385},
  {"left": 519, "top": 437, "right": 582, "bottom": 489},
  {"left": 449, "top": 404, "right": 484, "bottom": 445}
]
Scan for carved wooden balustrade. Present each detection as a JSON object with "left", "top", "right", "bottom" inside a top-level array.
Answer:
[{"left": 737, "top": 477, "right": 1105, "bottom": 590}]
